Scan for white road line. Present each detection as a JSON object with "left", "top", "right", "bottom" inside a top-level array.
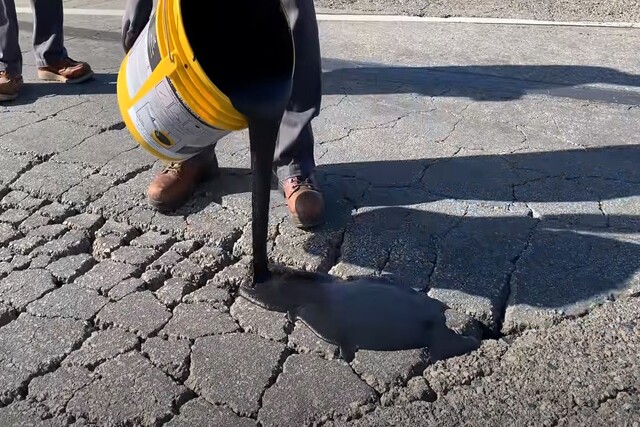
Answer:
[
  {"left": 14, "top": 7, "right": 640, "bottom": 28},
  {"left": 319, "top": 14, "right": 640, "bottom": 28},
  {"left": 15, "top": 7, "right": 124, "bottom": 16}
]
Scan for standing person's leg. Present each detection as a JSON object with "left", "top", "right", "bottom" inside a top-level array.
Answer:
[
  {"left": 31, "top": 0, "right": 93, "bottom": 83},
  {"left": 276, "top": 0, "right": 324, "bottom": 229},
  {"left": 0, "top": 0, "right": 24, "bottom": 101}
]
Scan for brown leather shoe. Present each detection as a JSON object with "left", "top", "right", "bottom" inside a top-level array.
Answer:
[
  {"left": 281, "top": 175, "right": 325, "bottom": 229},
  {"left": 0, "top": 71, "right": 23, "bottom": 101},
  {"left": 147, "top": 149, "right": 219, "bottom": 212},
  {"left": 37, "top": 57, "right": 94, "bottom": 83}
]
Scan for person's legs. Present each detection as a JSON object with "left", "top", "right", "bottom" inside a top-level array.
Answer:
[
  {"left": 276, "top": 0, "right": 324, "bottom": 228},
  {"left": 0, "top": 0, "right": 24, "bottom": 101},
  {"left": 145, "top": 0, "right": 325, "bottom": 227},
  {"left": 31, "top": 0, "right": 93, "bottom": 83},
  {"left": 31, "top": 0, "right": 65, "bottom": 66}
]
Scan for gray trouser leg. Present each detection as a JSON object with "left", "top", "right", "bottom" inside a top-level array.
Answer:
[
  {"left": 31, "top": 0, "right": 67, "bottom": 67},
  {"left": 274, "top": 0, "right": 322, "bottom": 182},
  {"left": 0, "top": 0, "right": 21, "bottom": 74}
]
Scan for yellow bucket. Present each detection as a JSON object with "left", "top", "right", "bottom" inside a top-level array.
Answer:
[{"left": 116, "top": 0, "right": 294, "bottom": 162}]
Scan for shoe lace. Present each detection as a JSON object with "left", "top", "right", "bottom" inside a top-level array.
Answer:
[
  {"left": 0, "top": 70, "right": 17, "bottom": 83},
  {"left": 288, "top": 176, "right": 318, "bottom": 194},
  {"left": 163, "top": 162, "right": 182, "bottom": 173}
]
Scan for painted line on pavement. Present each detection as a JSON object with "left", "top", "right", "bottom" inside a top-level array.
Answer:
[
  {"left": 317, "top": 13, "right": 640, "bottom": 28},
  {"left": 14, "top": 7, "right": 640, "bottom": 28},
  {"left": 16, "top": 7, "right": 123, "bottom": 16}
]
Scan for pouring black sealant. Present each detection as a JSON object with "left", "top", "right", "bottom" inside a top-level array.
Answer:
[
  {"left": 241, "top": 106, "right": 480, "bottom": 363},
  {"left": 188, "top": 0, "right": 480, "bottom": 363}
]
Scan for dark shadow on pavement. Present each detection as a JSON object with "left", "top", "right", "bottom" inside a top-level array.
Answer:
[
  {"left": 196, "top": 144, "right": 640, "bottom": 205},
  {"left": 185, "top": 145, "right": 640, "bottom": 332},
  {"left": 12, "top": 59, "right": 639, "bottom": 107},
  {"left": 31, "top": 23, "right": 640, "bottom": 105},
  {"left": 14, "top": 21, "right": 640, "bottom": 106},
  {"left": 323, "top": 206, "right": 639, "bottom": 310},
  {"left": 19, "top": 20, "right": 121, "bottom": 42},
  {"left": 321, "top": 58, "right": 640, "bottom": 105},
  {"left": 299, "top": 144, "right": 640, "bottom": 318}
]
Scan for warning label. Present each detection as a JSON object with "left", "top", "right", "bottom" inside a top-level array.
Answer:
[{"left": 124, "top": 13, "right": 229, "bottom": 159}]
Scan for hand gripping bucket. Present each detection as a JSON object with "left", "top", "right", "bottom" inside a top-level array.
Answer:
[{"left": 116, "top": 0, "right": 294, "bottom": 162}]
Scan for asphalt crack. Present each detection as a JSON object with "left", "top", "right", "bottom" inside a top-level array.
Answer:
[
  {"left": 437, "top": 106, "right": 469, "bottom": 144},
  {"left": 597, "top": 199, "right": 611, "bottom": 228},
  {"left": 377, "top": 243, "right": 395, "bottom": 276},
  {"left": 496, "top": 216, "right": 541, "bottom": 334},
  {"left": 254, "top": 346, "right": 293, "bottom": 419},
  {"left": 319, "top": 94, "right": 348, "bottom": 112},
  {"left": 318, "top": 113, "right": 413, "bottom": 146},
  {"left": 426, "top": 203, "right": 469, "bottom": 289},
  {"left": 0, "top": 100, "right": 90, "bottom": 140},
  {"left": 2, "top": 323, "right": 94, "bottom": 409},
  {"left": 324, "top": 224, "right": 348, "bottom": 274}
]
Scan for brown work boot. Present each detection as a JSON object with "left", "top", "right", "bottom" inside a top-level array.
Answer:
[
  {"left": 0, "top": 71, "right": 23, "bottom": 101},
  {"left": 37, "top": 57, "right": 94, "bottom": 83},
  {"left": 281, "top": 175, "right": 325, "bottom": 229},
  {"left": 147, "top": 149, "right": 219, "bottom": 212}
]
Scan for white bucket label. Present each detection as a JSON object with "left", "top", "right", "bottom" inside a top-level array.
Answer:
[{"left": 125, "top": 13, "right": 230, "bottom": 160}]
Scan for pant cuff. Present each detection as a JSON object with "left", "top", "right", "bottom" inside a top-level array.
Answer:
[
  {"left": 35, "top": 47, "right": 69, "bottom": 68},
  {"left": 276, "top": 163, "right": 316, "bottom": 183},
  {"left": 0, "top": 62, "right": 21, "bottom": 75},
  {"left": 277, "top": 165, "right": 302, "bottom": 182},
  {"left": 35, "top": 57, "right": 53, "bottom": 68}
]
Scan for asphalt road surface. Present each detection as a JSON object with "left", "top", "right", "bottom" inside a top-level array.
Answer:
[{"left": 0, "top": 1, "right": 639, "bottom": 426}]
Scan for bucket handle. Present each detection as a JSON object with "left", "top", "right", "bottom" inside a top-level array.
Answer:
[{"left": 162, "top": 0, "right": 174, "bottom": 63}]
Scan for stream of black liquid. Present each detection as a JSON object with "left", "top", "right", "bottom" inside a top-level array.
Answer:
[{"left": 180, "top": 0, "right": 479, "bottom": 363}]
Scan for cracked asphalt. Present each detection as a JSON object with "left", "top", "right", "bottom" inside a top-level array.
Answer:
[{"left": 1, "top": 1, "right": 639, "bottom": 426}]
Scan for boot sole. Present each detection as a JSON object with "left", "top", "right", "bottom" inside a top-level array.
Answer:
[
  {"left": 37, "top": 70, "right": 95, "bottom": 84},
  {"left": 291, "top": 213, "right": 324, "bottom": 230},
  {"left": 0, "top": 93, "right": 19, "bottom": 101},
  {"left": 148, "top": 193, "right": 191, "bottom": 213}
]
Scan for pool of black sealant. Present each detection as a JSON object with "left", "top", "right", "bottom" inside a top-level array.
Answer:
[
  {"left": 182, "top": 0, "right": 479, "bottom": 363},
  {"left": 239, "top": 267, "right": 480, "bottom": 362}
]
